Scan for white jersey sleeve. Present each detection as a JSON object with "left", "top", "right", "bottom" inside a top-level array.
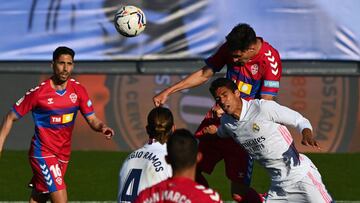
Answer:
[
  {"left": 217, "top": 124, "right": 231, "bottom": 138},
  {"left": 117, "top": 142, "right": 172, "bottom": 203},
  {"left": 259, "top": 100, "right": 313, "bottom": 134}
]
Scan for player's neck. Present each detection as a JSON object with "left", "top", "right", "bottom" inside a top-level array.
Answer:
[
  {"left": 232, "top": 98, "right": 243, "bottom": 120},
  {"left": 253, "top": 38, "right": 262, "bottom": 55},
  {"left": 172, "top": 167, "right": 196, "bottom": 181},
  {"left": 50, "top": 77, "right": 68, "bottom": 91}
]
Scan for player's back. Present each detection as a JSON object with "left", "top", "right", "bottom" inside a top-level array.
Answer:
[
  {"left": 135, "top": 177, "right": 223, "bottom": 203},
  {"left": 118, "top": 141, "right": 172, "bottom": 203}
]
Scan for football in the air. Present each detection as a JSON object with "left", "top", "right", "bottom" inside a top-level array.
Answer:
[{"left": 114, "top": 5, "right": 146, "bottom": 37}]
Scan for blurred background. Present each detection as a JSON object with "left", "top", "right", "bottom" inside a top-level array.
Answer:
[{"left": 1, "top": 0, "right": 359, "bottom": 153}]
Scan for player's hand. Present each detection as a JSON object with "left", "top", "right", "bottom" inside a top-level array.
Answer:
[
  {"left": 211, "top": 105, "right": 224, "bottom": 118},
  {"left": 202, "top": 125, "right": 218, "bottom": 135},
  {"left": 102, "top": 127, "right": 115, "bottom": 140},
  {"left": 301, "top": 128, "right": 321, "bottom": 150},
  {"left": 153, "top": 90, "right": 170, "bottom": 107}
]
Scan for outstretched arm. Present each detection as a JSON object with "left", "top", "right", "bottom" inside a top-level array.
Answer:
[
  {"left": 153, "top": 66, "right": 214, "bottom": 107},
  {"left": 0, "top": 111, "right": 19, "bottom": 157},
  {"left": 262, "top": 100, "right": 320, "bottom": 150},
  {"left": 85, "top": 114, "right": 115, "bottom": 140}
]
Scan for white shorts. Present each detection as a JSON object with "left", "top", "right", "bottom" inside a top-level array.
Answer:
[{"left": 266, "top": 160, "right": 333, "bottom": 203}]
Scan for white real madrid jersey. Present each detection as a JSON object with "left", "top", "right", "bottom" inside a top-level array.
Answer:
[
  {"left": 218, "top": 99, "right": 313, "bottom": 187},
  {"left": 117, "top": 141, "right": 172, "bottom": 203}
]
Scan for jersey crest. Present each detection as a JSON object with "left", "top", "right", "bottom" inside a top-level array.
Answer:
[{"left": 69, "top": 93, "right": 77, "bottom": 103}]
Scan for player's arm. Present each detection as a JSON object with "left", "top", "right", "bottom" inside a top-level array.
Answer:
[
  {"left": 85, "top": 114, "right": 115, "bottom": 139},
  {"left": 153, "top": 66, "right": 215, "bottom": 107},
  {"left": 260, "top": 49, "right": 282, "bottom": 100},
  {"left": 0, "top": 111, "right": 19, "bottom": 157},
  {"left": 202, "top": 123, "right": 232, "bottom": 140},
  {"left": 262, "top": 101, "right": 320, "bottom": 149}
]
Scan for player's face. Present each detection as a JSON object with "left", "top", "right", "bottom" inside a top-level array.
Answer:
[
  {"left": 52, "top": 54, "right": 74, "bottom": 83},
  {"left": 214, "top": 87, "right": 241, "bottom": 115},
  {"left": 231, "top": 48, "right": 255, "bottom": 65}
]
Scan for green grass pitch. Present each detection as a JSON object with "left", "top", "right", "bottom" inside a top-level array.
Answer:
[{"left": 0, "top": 151, "right": 359, "bottom": 201}]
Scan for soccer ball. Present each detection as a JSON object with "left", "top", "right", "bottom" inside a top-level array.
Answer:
[{"left": 114, "top": 5, "right": 146, "bottom": 37}]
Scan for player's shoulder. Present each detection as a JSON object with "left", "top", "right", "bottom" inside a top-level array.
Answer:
[
  {"left": 23, "top": 78, "right": 51, "bottom": 97},
  {"left": 174, "top": 177, "right": 223, "bottom": 202},
  {"left": 257, "top": 99, "right": 279, "bottom": 111},
  {"left": 192, "top": 183, "right": 223, "bottom": 202},
  {"left": 248, "top": 99, "right": 275, "bottom": 111},
  {"left": 260, "top": 38, "right": 280, "bottom": 53},
  {"left": 146, "top": 141, "right": 167, "bottom": 152},
  {"left": 68, "top": 78, "right": 86, "bottom": 89},
  {"left": 258, "top": 38, "right": 281, "bottom": 61}
]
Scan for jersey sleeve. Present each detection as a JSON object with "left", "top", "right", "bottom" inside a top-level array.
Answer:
[
  {"left": 77, "top": 84, "right": 94, "bottom": 117},
  {"left": 261, "top": 100, "right": 312, "bottom": 133},
  {"left": 12, "top": 87, "right": 39, "bottom": 118},
  {"left": 217, "top": 117, "right": 232, "bottom": 138},
  {"left": 260, "top": 48, "right": 282, "bottom": 97},
  {"left": 195, "top": 109, "right": 221, "bottom": 138},
  {"left": 204, "top": 43, "right": 228, "bottom": 73}
]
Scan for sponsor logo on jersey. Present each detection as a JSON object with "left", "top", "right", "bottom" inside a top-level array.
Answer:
[
  {"left": 87, "top": 99, "right": 92, "bottom": 107},
  {"left": 264, "top": 80, "right": 280, "bottom": 88},
  {"left": 47, "top": 98, "right": 54, "bottom": 104},
  {"left": 16, "top": 96, "right": 25, "bottom": 106},
  {"left": 237, "top": 81, "right": 252, "bottom": 95},
  {"left": 50, "top": 113, "right": 74, "bottom": 124},
  {"left": 69, "top": 93, "right": 77, "bottom": 103},
  {"left": 252, "top": 123, "right": 260, "bottom": 132},
  {"left": 56, "top": 177, "right": 63, "bottom": 185},
  {"left": 250, "top": 64, "right": 259, "bottom": 75}
]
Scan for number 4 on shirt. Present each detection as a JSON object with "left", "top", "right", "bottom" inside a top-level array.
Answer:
[{"left": 121, "top": 168, "right": 142, "bottom": 201}]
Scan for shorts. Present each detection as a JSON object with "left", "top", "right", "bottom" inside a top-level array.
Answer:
[
  {"left": 195, "top": 109, "right": 253, "bottom": 185},
  {"left": 29, "top": 156, "right": 68, "bottom": 193},
  {"left": 266, "top": 156, "right": 333, "bottom": 203}
]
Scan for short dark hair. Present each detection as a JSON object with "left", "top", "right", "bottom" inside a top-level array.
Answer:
[
  {"left": 146, "top": 107, "right": 174, "bottom": 143},
  {"left": 226, "top": 23, "right": 257, "bottom": 51},
  {"left": 53, "top": 46, "right": 75, "bottom": 61},
  {"left": 166, "top": 129, "right": 198, "bottom": 171},
  {"left": 209, "top": 78, "right": 238, "bottom": 98}
]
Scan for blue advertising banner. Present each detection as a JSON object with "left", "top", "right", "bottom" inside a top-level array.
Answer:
[{"left": 0, "top": 0, "right": 359, "bottom": 60}]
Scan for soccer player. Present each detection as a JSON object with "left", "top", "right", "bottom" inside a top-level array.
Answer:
[
  {"left": 153, "top": 23, "right": 282, "bottom": 202},
  {"left": 0, "top": 46, "right": 115, "bottom": 203},
  {"left": 204, "top": 77, "right": 334, "bottom": 202},
  {"left": 118, "top": 106, "right": 174, "bottom": 202},
  {"left": 134, "top": 129, "right": 223, "bottom": 203}
]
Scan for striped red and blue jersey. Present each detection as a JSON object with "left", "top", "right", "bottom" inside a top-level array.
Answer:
[
  {"left": 12, "top": 78, "right": 94, "bottom": 161},
  {"left": 205, "top": 38, "right": 282, "bottom": 100}
]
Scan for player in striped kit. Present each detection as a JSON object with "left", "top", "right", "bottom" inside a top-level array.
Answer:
[
  {"left": 118, "top": 107, "right": 174, "bottom": 202},
  {"left": 153, "top": 23, "right": 282, "bottom": 202},
  {"left": 0, "top": 46, "right": 114, "bottom": 203},
  {"left": 204, "top": 78, "right": 333, "bottom": 202}
]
